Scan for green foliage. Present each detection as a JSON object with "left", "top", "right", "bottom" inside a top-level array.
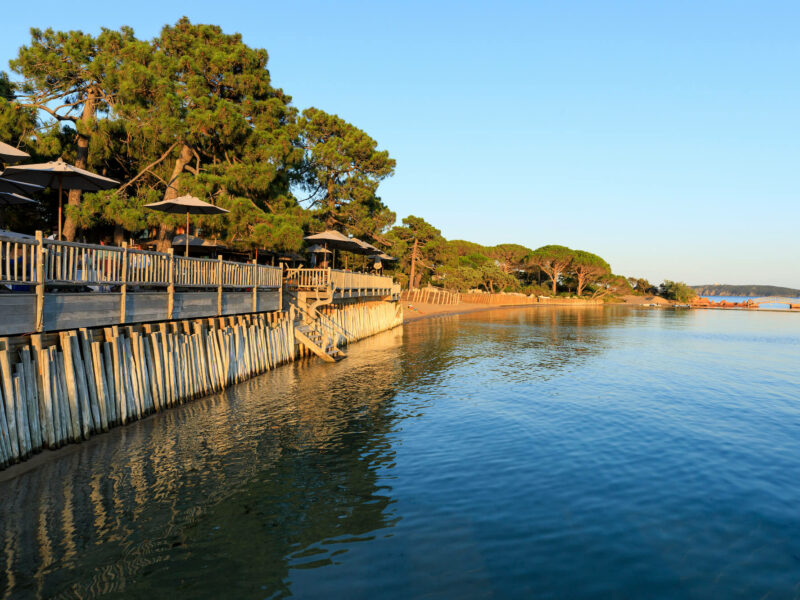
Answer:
[
  {"left": 5, "top": 19, "right": 377, "bottom": 252},
  {"left": 627, "top": 277, "right": 656, "bottom": 295},
  {"left": 385, "top": 215, "right": 445, "bottom": 287},
  {"left": 528, "top": 245, "right": 575, "bottom": 294},
  {"left": 0, "top": 71, "right": 39, "bottom": 155},
  {"left": 571, "top": 250, "right": 611, "bottom": 295},
  {"left": 486, "top": 243, "right": 532, "bottom": 274},
  {"left": 299, "top": 107, "right": 395, "bottom": 237},
  {"left": 252, "top": 213, "right": 305, "bottom": 253},
  {"left": 660, "top": 280, "right": 698, "bottom": 303}
]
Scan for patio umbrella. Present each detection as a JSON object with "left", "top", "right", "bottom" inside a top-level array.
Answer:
[
  {"left": 0, "top": 192, "right": 38, "bottom": 206},
  {"left": 2, "top": 158, "right": 119, "bottom": 240},
  {"left": 0, "top": 191, "right": 38, "bottom": 229},
  {"left": 0, "top": 141, "right": 29, "bottom": 165},
  {"left": 304, "top": 230, "right": 365, "bottom": 269},
  {"left": 306, "top": 244, "right": 332, "bottom": 267},
  {"left": 0, "top": 178, "right": 43, "bottom": 195},
  {"left": 370, "top": 252, "right": 397, "bottom": 262},
  {"left": 303, "top": 230, "right": 363, "bottom": 253},
  {"left": 349, "top": 237, "right": 381, "bottom": 255},
  {"left": 144, "top": 195, "right": 229, "bottom": 257}
]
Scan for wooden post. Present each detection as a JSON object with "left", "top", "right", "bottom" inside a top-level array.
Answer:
[
  {"left": 217, "top": 255, "right": 223, "bottom": 316},
  {"left": 167, "top": 248, "right": 175, "bottom": 320},
  {"left": 278, "top": 262, "right": 284, "bottom": 312},
  {"left": 251, "top": 259, "right": 258, "bottom": 313},
  {"left": 120, "top": 242, "right": 128, "bottom": 324},
  {"left": 35, "top": 231, "right": 45, "bottom": 332}
]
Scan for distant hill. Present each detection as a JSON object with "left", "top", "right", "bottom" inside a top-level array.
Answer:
[{"left": 692, "top": 284, "right": 800, "bottom": 297}]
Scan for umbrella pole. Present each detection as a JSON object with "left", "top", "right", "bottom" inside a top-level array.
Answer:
[{"left": 186, "top": 211, "right": 189, "bottom": 257}]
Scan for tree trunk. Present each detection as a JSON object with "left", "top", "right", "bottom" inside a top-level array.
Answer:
[
  {"left": 325, "top": 181, "right": 337, "bottom": 229},
  {"left": 112, "top": 225, "right": 125, "bottom": 246},
  {"left": 551, "top": 270, "right": 558, "bottom": 295},
  {"left": 408, "top": 238, "right": 418, "bottom": 290},
  {"left": 576, "top": 272, "right": 586, "bottom": 296},
  {"left": 156, "top": 144, "right": 194, "bottom": 252},
  {"left": 62, "top": 88, "right": 98, "bottom": 242}
]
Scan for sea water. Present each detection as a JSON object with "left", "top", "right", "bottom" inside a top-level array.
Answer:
[{"left": 0, "top": 306, "right": 799, "bottom": 598}]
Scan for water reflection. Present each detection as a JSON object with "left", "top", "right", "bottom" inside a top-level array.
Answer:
[
  {"left": 401, "top": 306, "right": 622, "bottom": 385},
  {"left": 0, "top": 328, "right": 405, "bottom": 599},
  {"left": 3, "top": 306, "right": 798, "bottom": 598}
]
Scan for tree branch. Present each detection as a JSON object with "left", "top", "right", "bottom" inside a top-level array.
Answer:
[{"left": 119, "top": 142, "right": 180, "bottom": 191}]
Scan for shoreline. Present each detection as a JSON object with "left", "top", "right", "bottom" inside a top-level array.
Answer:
[
  {"left": 403, "top": 302, "right": 523, "bottom": 323},
  {"left": 402, "top": 300, "right": 800, "bottom": 324},
  {"left": 402, "top": 301, "right": 605, "bottom": 324}
]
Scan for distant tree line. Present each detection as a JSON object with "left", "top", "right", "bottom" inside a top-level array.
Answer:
[
  {"left": 691, "top": 284, "right": 800, "bottom": 298},
  {"left": 382, "top": 215, "right": 635, "bottom": 297}
]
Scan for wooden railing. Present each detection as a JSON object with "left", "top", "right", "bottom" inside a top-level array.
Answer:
[
  {"left": 42, "top": 239, "right": 126, "bottom": 285},
  {"left": 330, "top": 269, "right": 393, "bottom": 291},
  {"left": 284, "top": 268, "right": 330, "bottom": 289},
  {"left": 174, "top": 255, "right": 219, "bottom": 287},
  {"left": 0, "top": 236, "right": 38, "bottom": 285},
  {"left": 127, "top": 248, "right": 170, "bottom": 286},
  {"left": 284, "top": 267, "right": 393, "bottom": 293},
  {"left": 0, "top": 231, "right": 283, "bottom": 332},
  {"left": 0, "top": 233, "right": 282, "bottom": 290}
]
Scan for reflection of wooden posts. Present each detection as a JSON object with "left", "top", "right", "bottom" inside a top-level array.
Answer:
[
  {"left": 217, "top": 255, "right": 223, "bottom": 316},
  {"left": 35, "top": 231, "right": 44, "bottom": 333},
  {"left": 252, "top": 259, "right": 258, "bottom": 312},
  {"left": 167, "top": 248, "right": 175, "bottom": 320},
  {"left": 119, "top": 242, "right": 128, "bottom": 324}
]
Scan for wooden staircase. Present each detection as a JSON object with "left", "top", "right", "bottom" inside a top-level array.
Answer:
[
  {"left": 294, "top": 322, "right": 347, "bottom": 363},
  {"left": 284, "top": 266, "right": 355, "bottom": 364}
]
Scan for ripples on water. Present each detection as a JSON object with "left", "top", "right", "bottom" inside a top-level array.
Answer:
[{"left": 1, "top": 307, "right": 800, "bottom": 598}]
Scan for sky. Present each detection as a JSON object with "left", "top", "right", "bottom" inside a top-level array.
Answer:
[{"left": 2, "top": 1, "right": 799, "bottom": 287}]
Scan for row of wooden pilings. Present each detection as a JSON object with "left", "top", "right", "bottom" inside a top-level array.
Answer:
[
  {"left": 0, "top": 302, "right": 403, "bottom": 470},
  {"left": 319, "top": 301, "right": 404, "bottom": 341},
  {"left": 401, "top": 288, "right": 460, "bottom": 305}
]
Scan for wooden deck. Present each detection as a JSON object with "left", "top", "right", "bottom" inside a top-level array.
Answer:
[{"left": 0, "top": 233, "right": 398, "bottom": 336}]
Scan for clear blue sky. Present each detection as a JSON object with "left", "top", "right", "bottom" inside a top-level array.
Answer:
[{"left": 3, "top": 1, "right": 798, "bottom": 287}]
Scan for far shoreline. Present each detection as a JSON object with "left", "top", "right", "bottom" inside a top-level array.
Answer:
[
  {"left": 402, "top": 297, "right": 800, "bottom": 323},
  {"left": 402, "top": 300, "right": 608, "bottom": 324}
]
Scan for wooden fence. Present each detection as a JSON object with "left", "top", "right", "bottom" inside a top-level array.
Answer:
[
  {"left": 402, "top": 290, "right": 604, "bottom": 306},
  {"left": 401, "top": 288, "right": 461, "bottom": 305},
  {"left": 459, "top": 292, "right": 540, "bottom": 305}
]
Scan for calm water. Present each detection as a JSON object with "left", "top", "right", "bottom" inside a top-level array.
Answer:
[{"left": 1, "top": 306, "right": 800, "bottom": 599}]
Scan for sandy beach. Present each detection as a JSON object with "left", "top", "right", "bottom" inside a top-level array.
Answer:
[
  {"left": 402, "top": 295, "right": 680, "bottom": 323},
  {"left": 402, "top": 301, "right": 523, "bottom": 323}
]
